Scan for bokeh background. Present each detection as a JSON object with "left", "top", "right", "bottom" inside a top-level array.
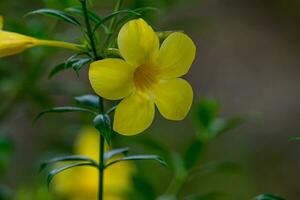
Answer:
[{"left": 1, "top": 0, "right": 300, "bottom": 199}]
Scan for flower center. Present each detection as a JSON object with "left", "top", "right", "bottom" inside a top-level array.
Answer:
[{"left": 133, "top": 64, "right": 159, "bottom": 92}]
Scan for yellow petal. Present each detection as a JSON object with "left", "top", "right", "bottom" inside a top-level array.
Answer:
[
  {"left": 153, "top": 78, "right": 193, "bottom": 120},
  {"left": 89, "top": 58, "right": 135, "bottom": 100},
  {"left": 156, "top": 32, "right": 196, "bottom": 78},
  {"left": 118, "top": 18, "right": 159, "bottom": 67},
  {"left": 0, "top": 16, "right": 3, "bottom": 30},
  {"left": 0, "top": 30, "right": 37, "bottom": 58},
  {"left": 113, "top": 93, "right": 155, "bottom": 135},
  {"left": 74, "top": 126, "right": 99, "bottom": 161}
]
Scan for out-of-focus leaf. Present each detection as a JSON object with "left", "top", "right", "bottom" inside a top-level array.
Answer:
[
  {"left": 218, "top": 116, "right": 246, "bottom": 135},
  {"left": 47, "top": 162, "right": 98, "bottom": 187},
  {"left": 93, "top": 114, "right": 112, "bottom": 145},
  {"left": 40, "top": 155, "right": 98, "bottom": 172},
  {"left": 65, "top": 7, "right": 101, "bottom": 23},
  {"left": 132, "top": 175, "right": 156, "bottom": 200},
  {"left": 105, "top": 155, "right": 167, "bottom": 169},
  {"left": 195, "top": 98, "right": 220, "bottom": 130},
  {"left": 289, "top": 136, "right": 300, "bottom": 141},
  {"left": 0, "top": 133, "right": 13, "bottom": 173},
  {"left": 26, "top": 8, "right": 81, "bottom": 26},
  {"left": 74, "top": 94, "right": 99, "bottom": 109},
  {"left": 183, "top": 139, "right": 204, "bottom": 170},
  {"left": 34, "top": 106, "right": 97, "bottom": 122},
  {"left": 253, "top": 194, "right": 285, "bottom": 200},
  {"left": 184, "top": 192, "right": 227, "bottom": 200},
  {"left": 189, "top": 161, "right": 240, "bottom": 181},
  {"left": 104, "top": 147, "right": 130, "bottom": 162}
]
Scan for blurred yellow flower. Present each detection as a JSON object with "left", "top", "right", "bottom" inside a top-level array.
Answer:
[
  {"left": 89, "top": 18, "right": 196, "bottom": 136},
  {"left": 0, "top": 16, "right": 80, "bottom": 58},
  {"left": 53, "top": 127, "right": 136, "bottom": 200}
]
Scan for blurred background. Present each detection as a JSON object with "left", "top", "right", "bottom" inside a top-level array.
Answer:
[{"left": 1, "top": 0, "right": 300, "bottom": 199}]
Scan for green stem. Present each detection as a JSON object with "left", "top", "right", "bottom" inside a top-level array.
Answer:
[
  {"left": 99, "top": 134, "right": 105, "bottom": 200},
  {"left": 80, "top": 1, "right": 106, "bottom": 200},
  {"left": 80, "top": 0, "right": 100, "bottom": 60}
]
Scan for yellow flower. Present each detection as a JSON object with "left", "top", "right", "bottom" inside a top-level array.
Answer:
[
  {"left": 89, "top": 18, "right": 196, "bottom": 135},
  {"left": 0, "top": 16, "right": 80, "bottom": 58},
  {"left": 53, "top": 127, "right": 136, "bottom": 200}
]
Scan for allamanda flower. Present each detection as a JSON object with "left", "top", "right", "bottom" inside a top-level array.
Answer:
[
  {"left": 53, "top": 127, "right": 136, "bottom": 200},
  {"left": 0, "top": 16, "right": 80, "bottom": 58},
  {"left": 89, "top": 18, "right": 196, "bottom": 135}
]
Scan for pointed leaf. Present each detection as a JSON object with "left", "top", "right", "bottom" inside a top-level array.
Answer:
[
  {"left": 93, "top": 114, "right": 112, "bottom": 145},
  {"left": 72, "top": 58, "right": 92, "bottom": 75},
  {"left": 65, "top": 7, "right": 101, "bottom": 23},
  {"left": 34, "top": 106, "right": 97, "bottom": 122},
  {"left": 74, "top": 94, "right": 99, "bottom": 109},
  {"left": 93, "top": 9, "right": 140, "bottom": 32},
  {"left": 254, "top": 194, "right": 285, "bottom": 200},
  {"left": 40, "top": 155, "right": 98, "bottom": 172},
  {"left": 47, "top": 162, "right": 98, "bottom": 187},
  {"left": 48, "top": 60, "right": 77, "bottom": 78},
  {"left": 26, "top": 8, "right": 81, "bottom": 26},
  {"left": 105, "top": 155, "right": 167, "bottom": 169},
  {"left": 104, "top": 147, "right": 130, "bottom": 162}
]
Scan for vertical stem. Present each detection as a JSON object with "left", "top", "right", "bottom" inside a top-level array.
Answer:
[
  {"left": 98, "top": 134, "right": 105, "bottom": 200},
  {"left": 80, "top": 1, "right": 105, "bottom": 200},
  {"left": 80, "top": 0, "right": 99, "bottom": 60}
]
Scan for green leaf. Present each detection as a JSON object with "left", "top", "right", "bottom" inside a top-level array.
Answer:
[
  {"left": 104, "top": 147, "right": 130, "bottom": 162},
  {"left": 40, "top": 155, "right": 98, "bottom": 172},
  {"left": 115, "top": 7, "right": 159, "bottom": 30},
  {"left": 185, "top": 192, "right": 227, "bottom": 200},
  {"left": 105, "top": 155, "right": 167, "bottom": 169},
  {"left": 131, "top": 175, "right": 156, "bottom": 200},
  {"left": 183, "top": 139, "right": 204, "bottom": 170},
  {"left": 26, "top": 8, "right": 81, "bottom": 26},
  {"left": 218, "top": 116, "right": 246, "bottom": 135},
  {"left": 65, "top": 7, "right": 101, "bottom": 23},
  {"left": 47, "top": 162, "right": 98, "bottom": 187},
  {"left": 48, "top": 60, "right": 77, "bottom": 78},
  {"left": 34, "top": 106, "right": 97, "bottom": 122},
  {"left": 289, "top": 137, "right": 300, "bottom": 141},
  {"left": 189, "top": 161, "right": 240, "bottom": 181},
  {"left": 71, "top": 58, "right": 92, "bottom": 75},
  {"left": 93, "top": 114, "right": 112, "bottom": 145},
  {"left": 253, "top": 194, "right": 285, "bottom": 200},
  {"left": 93, "top": 9, "right": 140, "bottom": 33},
  {"left": 74, "top": 94, "right": 99, "bottom": 109},
  {"left": 0, "top": 133, "right": 13, "bottom": 173},
  {"left": 195, "top": 98, "right": 220, "bottom": 130}
]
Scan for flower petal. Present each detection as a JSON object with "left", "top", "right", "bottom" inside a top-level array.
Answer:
[
  {"left": 153, "top": 78, "right": 193, "bottom": 120},
  {"left": 113, "top": 93, "right": 155, "bottom": 135},
  {"left": 0, "top": 31, "right": 36, "bottom": 58},
  {"left": 156, "top": 32, "right": 196, "bottom": 78},
  {"left": 118, "top": 18, "right": 159, "bottom": 67},
  {"left": 89, "top": 58, "right": 135, "bottom": 100}
]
